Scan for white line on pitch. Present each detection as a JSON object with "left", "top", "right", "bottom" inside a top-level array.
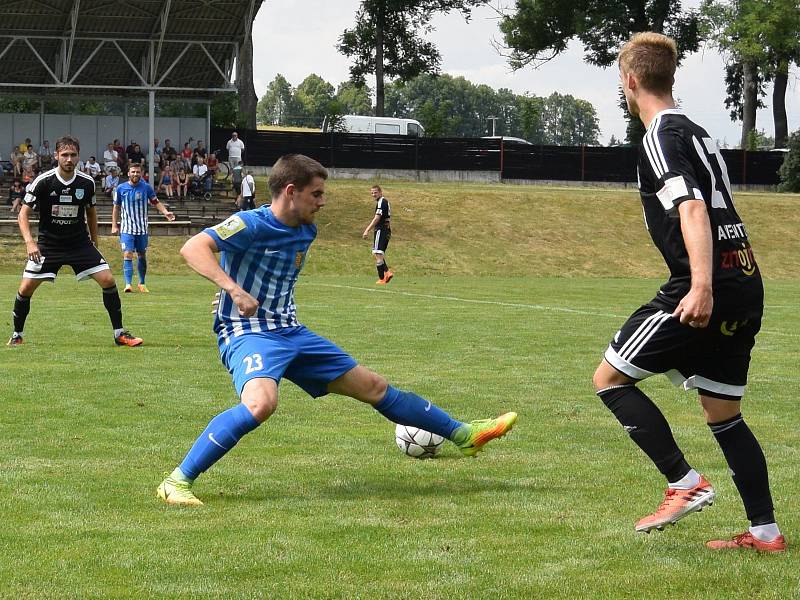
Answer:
[
  {"left": 306, "top": 282, "right": 626, "bottom": 318},
  {"left": 306, "top": 282, "right": 798, "bottom": 338}
]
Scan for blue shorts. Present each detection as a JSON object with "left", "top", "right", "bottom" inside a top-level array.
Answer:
[
  {"left": 219, "top": 326, "right": 358, "bottom": 398},
  {"left": 120, "top": 233, "right": 149, "bottom": 253}
]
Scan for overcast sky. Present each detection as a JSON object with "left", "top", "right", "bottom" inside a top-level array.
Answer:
[{"left": 252, "top": 0, "right": 799, "bottom": 146}]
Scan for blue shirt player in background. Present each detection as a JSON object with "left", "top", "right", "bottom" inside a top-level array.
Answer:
[
  {"left": 157, "top": 154, "right": 518, "bottom": 506},
  {"left": 112, "top": 163, "right": 175, "bottom": 293}
]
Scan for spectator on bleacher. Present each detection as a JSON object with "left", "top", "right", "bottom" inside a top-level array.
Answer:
[
  {"left": 83, "top": 156, "right": 102, "bottom": 180},
  {"left": 22, "top": 145, "right": 38, "bottom": 173},
  {"left": 8, "top": 178, "right": 25, "bottom": 214},
  {"left": 113, "top": 139, "right": 126, "bottom": 163},
  {"left": 103, "top": 168, "right": 119, "bottom": 198},
  {"left": 125, "top": 140, "right": 137, "bottom": 160},
  {"left": 162, "top": 139, "right": 177, "bottom": 168},
  {"left": 11, "top": 145, "right": 24, "bottom": 177},
  {"left": 22, "top": 164, "right": 35, "bottom": 186},
  {"left": 127, "top": 144, "right": 145, "bottom": 170},
  {"left": 39, "top": 140, "right": 53, "bottom": 170},
  {"left": 158, "top": 164, "right": 174, "bottom": 199},
  {"left": 226, "top": 131, "right": 244, "bottom": 167},
  {"left": 151, "top": 138, "right": 162, "bottom": 167},
  {"left": 191, "top": 140, "right": 207, "bottom": 167},
  {"left": 206, "top": 152, "right": 219, "bottom": 178},
  {"left": 175, "top": 167, "right": 189, "bottom": 198},
  {"left": 181, "top": 142, "right": 193, "bottom": 165},
  {"left": 103, "top": 143, "right": 119, "bottom": 174},
  {"left": 192, "top": 156, "right": 212, "bottom": 193}
]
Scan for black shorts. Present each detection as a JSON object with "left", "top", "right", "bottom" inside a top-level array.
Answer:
[
  {"left": 233, "top": 182, "right": 242, "bottom": 195},
  {"left": 372, "top": 227, "right": 391, "bottom": 254},
  {"left": 23, "top": 241, "right": 110, "bottom": 282},
  {"left": 604, "top": 301, "right": 762, "bottom": 400}
]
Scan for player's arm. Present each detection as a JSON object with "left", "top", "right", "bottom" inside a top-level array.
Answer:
[
  {"left": 362, "top": 214, "right": 380, "bottom": 238},
  {"left": 85, "top": 204, "right": 99, "bottom": 245},
  {"left": 111, "top": 204, "right": 120, "bottom": 235},
  {"left": 149, "top": 187, "right": 175, "bottom": 221},
  {"left": 18, "top": 204, "right": 41, "bottom": 264},
  {"left": 673, "top": 200, "right": 713, "bottom": 328},
  {"left": 180, "top": 232, "right": 258, "bottom": 317}
]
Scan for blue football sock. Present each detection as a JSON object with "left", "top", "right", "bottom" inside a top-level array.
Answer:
[
  {"left": 123, "top": 258, "right": 134, "bottom": 286},
  {"left": 137, "top": 255, "right": 147, "bottom": 284},
  {"left": 373, "top": 386, "right": 464, "bottom": 441},
  {"left": 178, "top": 403, "right": 260, "bottom": 481}
]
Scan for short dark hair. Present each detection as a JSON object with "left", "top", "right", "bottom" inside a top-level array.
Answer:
[
  {"left": 129, "top": 163, "right": 142, "bottom": 171},
  {"left": 268, "top": 154, "right": 327, "bottom": 198},
  {"left": 55, "top": 135, "right": 80, "bottom": 153},
  {"left": 371, "top": 184, "right": 382, "bottom": 193}
]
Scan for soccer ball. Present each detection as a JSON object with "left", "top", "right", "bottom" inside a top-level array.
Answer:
[{"left": 395, "top": 424, "right": 445, "bottom": 459}]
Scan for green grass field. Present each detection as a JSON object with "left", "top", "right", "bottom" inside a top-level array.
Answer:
[{"left": 1, "top": 181, "right": 798, "bottom": 598}]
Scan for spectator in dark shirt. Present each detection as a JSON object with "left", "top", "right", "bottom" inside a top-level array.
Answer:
[{"left": 8, "top": 178, "right": 25, "bottom": 213}]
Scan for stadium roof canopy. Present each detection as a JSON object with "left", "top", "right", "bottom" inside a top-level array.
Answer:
[{"left": 0, "top": 0, "right": 260, "bottom": 99}]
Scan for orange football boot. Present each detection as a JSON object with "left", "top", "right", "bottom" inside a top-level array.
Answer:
[{"left": 635, "top": 475, "right": 715, "bottom": 533}]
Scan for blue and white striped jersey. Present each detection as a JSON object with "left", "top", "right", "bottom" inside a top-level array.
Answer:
[
  {"left": 113, "top": 180, "right": 158, "bottom": 234},
  {"left": 204, "top": 206, "right": 315, "bottom": 341}
]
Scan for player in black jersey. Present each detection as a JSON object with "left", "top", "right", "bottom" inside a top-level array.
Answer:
[
  {"left": 7, "top": 135, "right": 143, "bottom": 348},
  {"left": 592, "top": 33, "right": 785, "bottom": 552},
  {"left": 362, "top": 185, "right": 394, "bottom": 284}
]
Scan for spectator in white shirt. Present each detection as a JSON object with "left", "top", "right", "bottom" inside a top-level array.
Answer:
[
  {"left": 226, "top": 131, "right": 245, "bottom": 167},
  {"left": 83, "top": 156, "right": 102, "bottom": 180},
  {"left": 192, "top": 156, "right": 212, "bottom": 192},
  {"left": 103, "top": 169, "right": 120, "bottom": 198},
  {"left": 103, "top": 143, "right": 119, "bottom": 174}
]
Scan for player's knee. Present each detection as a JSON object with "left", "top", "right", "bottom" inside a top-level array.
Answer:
[
  {"left": 123, "top": 251, "right": 135, "bottom": 259},
  {"left": 366, "top": 372, "right": 389, "bottom": 402},
  {"left": 592, "top": 361, "right": 628, "bottom": 392},
  {"left": 241, "top": 379, "right": 278, "bottom": 423}
]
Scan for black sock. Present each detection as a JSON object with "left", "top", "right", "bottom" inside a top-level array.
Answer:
[
  {"left": 709, "top": 413, "right": 775, "bottom": 525},
  {"left": 12, "top": 293, "right": 31, "bottom": 333},
  {"left": 102, "top": 285, "right": 124, "bottom": 330},
  {"left": 377, "top": 262, "right": 386, "bottom": 279},
  {"left": 598, "top": 384, "right": 691, "bottom": 482}
]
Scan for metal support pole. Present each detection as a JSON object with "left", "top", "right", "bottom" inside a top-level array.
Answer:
[
  {"left": 148, "top": 90, "right": 155, "bottom": 185},
  {"left": 206, "top": 102, "right": 211, "bottom": 155}
]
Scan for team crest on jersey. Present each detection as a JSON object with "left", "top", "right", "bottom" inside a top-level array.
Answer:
[
  {"left": 295, "top": 251, "right": 305, "bottom": 268},
  {"left": 213, "top": 215, "right": 246, "bottom": 239},
  {"left": 75, "top": 189, "right": 84, "bottom": 200}
]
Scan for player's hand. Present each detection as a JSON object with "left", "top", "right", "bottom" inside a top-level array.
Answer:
[
  {"left": 25, "top": 240, "right": 41, "bottom": 264},
  {"left": 165, "top": 211, "right": 176, "bottom": 221},
  {"left": 673, "top": 286, "right": 713, "bottom": 328},
  {"left": 111, "top": 225, "right": 119, "bottom": 235},
  {"left": 211, "top": 291, "right": 220, "bottom": 314},
  {"left": 230, "top": 288, "right": 258, "bottom": 317},
  {"left": 362, "top": 230, "right": 369, "bottom": 239}
]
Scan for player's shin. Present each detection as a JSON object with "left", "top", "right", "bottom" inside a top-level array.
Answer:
[
  {"left": 137, "top": 255, "right": 147, "bottom": 284},
  {"left": 598, "top": 384, "right": 691, "bottom": 482},
  {"left": 123, "top": 258, "right": 134, "bottom": 286},
  {"left": 178, "top": 403, "right": 260, "bottom": 480},
  {"left": 709, "top": 414, "right": 777, "bottom": 527},
  {"left": 373, "top": 386, "right": 465, "bottom": 442},
  {"left": 12, "top": 293, "right": 31, "bottom": 334},
  {"left": 102, "top": 285, "right": 124, "bottom": 330}
]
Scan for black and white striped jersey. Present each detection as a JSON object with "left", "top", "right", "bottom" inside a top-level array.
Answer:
[
  {"left": 637, "top": 108, "right": 762, "bottom": 313},
  {"left": 374, "top": 196, "right": 391, "bottom": 229},
  {"left": 24, "top": 168, "right": 96, "bottom": 247}
]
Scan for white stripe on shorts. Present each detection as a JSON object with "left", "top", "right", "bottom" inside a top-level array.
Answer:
[{"left": 618, "top": 310, "right": 671, "bottom": 362}]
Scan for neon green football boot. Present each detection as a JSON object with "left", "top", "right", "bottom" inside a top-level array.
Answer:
[
  {"left": 456, "top": 412, "right": 518, "bottom": 457},
  {"left": 157, "top": 471, "right": 203, "bottom": 506}
]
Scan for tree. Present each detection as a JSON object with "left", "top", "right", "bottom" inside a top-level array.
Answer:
[
  {"left": 335, "top": 81, "right": 373, "bottom": 115},
  {"left": 778, "top": 129, "right": 800, "bottom": 192},
  {"left": 499, "top": 0, "right": 702, "bottom": 143},
  {"left": 338, "top": 0, "right": 489, "bottom": 117},
  {"left": 257, "top": 74, "right": 295, "bottom": 125},
  {"left": 236, "top": 1, "right": 264, "bottom": 130},
  {"left": 292, "top": 74, "right": 335, "bottom": 128},
  {"left": 702, "top": 0, "right": 800, "bottom": 148}
]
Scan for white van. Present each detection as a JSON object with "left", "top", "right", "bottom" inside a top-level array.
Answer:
[{"left": 322, "top": 115, "right": 425, "bottom": 137}]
